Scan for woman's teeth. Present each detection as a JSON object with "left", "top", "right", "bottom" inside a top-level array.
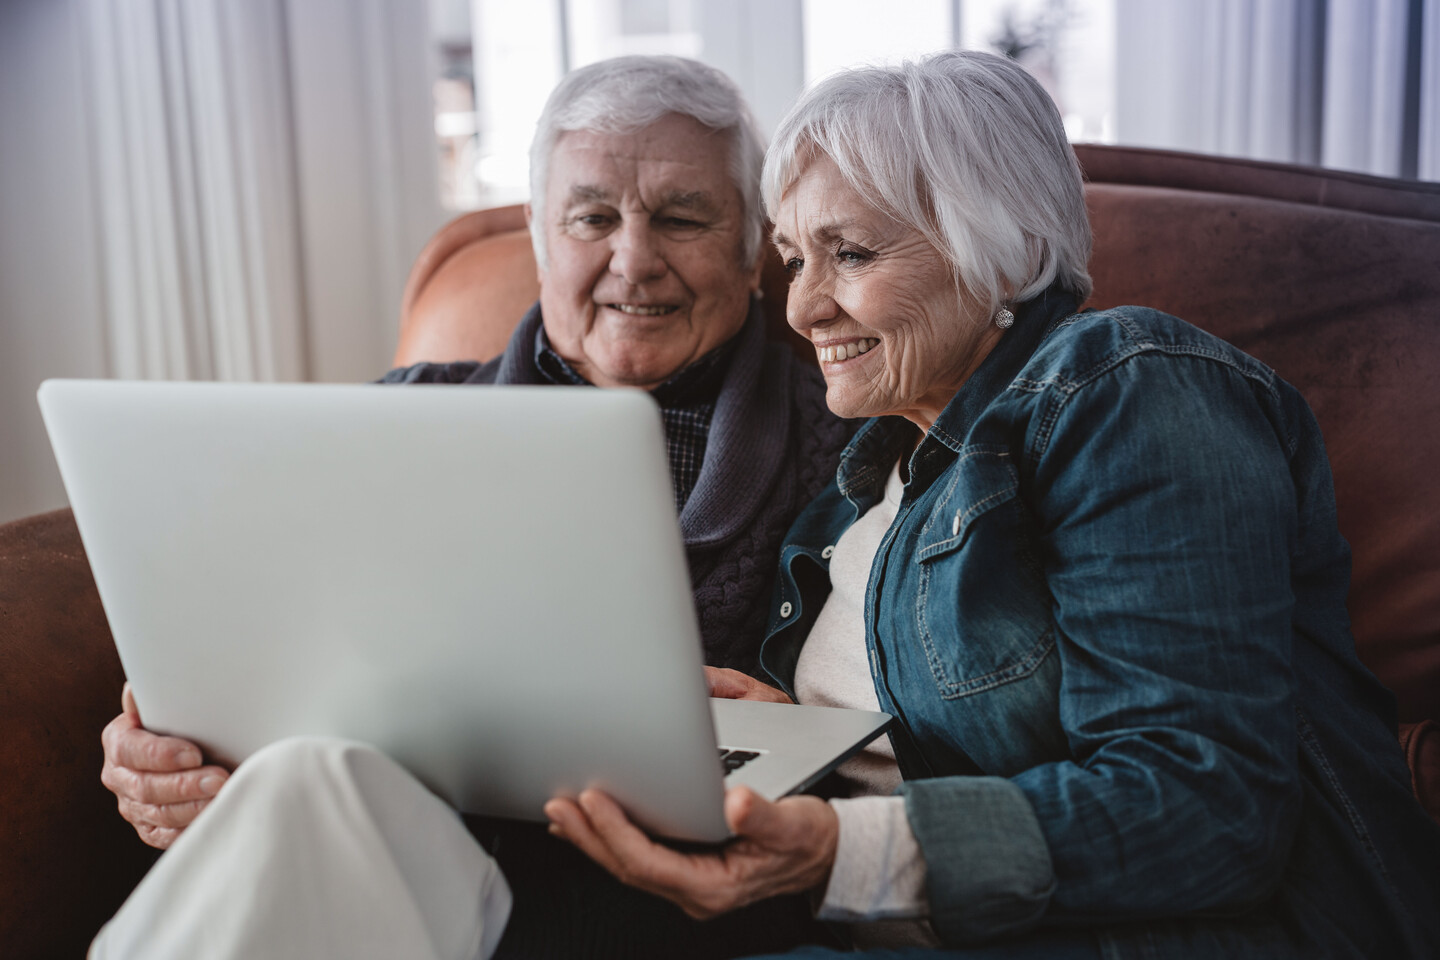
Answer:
[
  {"left": 816, "top": 338, "right": 879, "bottom": 363},
  {"left": 609, "top": 304, "right": 676, "bottom": 316}
]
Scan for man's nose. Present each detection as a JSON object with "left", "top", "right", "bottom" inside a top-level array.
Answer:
[{"left": 608, "top": 220, "right": 668, "bottom": 285}]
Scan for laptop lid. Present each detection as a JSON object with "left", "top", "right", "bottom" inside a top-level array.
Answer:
[{"left": 38, "top": 379, "right": 889, "bottom": 842}]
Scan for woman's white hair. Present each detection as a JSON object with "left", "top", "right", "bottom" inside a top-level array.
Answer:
[
  {"left": 529, "top": 55, "right": 765, "bottom": 270},
  {"left": 762, "top": 50, "right": 1092, "bottom": 314}
]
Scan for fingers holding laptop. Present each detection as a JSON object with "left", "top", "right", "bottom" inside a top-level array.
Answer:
[
  {"left": 544, "top": 785, "right": 838, "bottom": 920},
  {"left": 703, "top": 666, "right": 794, "bottom": 704},
  {"left": 100, "top": 682, "right": 229, "bottom": 849}
]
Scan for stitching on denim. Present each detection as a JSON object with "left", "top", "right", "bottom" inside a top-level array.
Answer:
[
  {"left": 916, "top": 484, "right": 1017, "bottom": 561},
  {"left": 1009, "top": 375, "right": 1066, "bottom": 393},
  {"left": 929, "top": 422, "right": 964, "bottom": 448},
  {"left": 1032, "top": 345, "right": 1282, "bottom": 464},
  {"left": 921, "top": 620, "right": 1056, "bottom": 700},
  {"left": 1064, "top": 342, "right": 1279, "bottom": 401},
  {"left": 915, "top": 517, "right": 1055, "bottom": 701},
  {"left": 1295, "top": 706, "right": 1393, "bottom": 889},
  {"left": 960, "top": 484, "right": 1015, "bottom": 528},
  {"left": 917, "top": 467, "right": 964, "bottom": 540},
  {"left": 1031, "top": 388, "right": 1065, "bottom": 463},
  {"left": 915, "top": 449, "right": 1014, "bottom": 551}
]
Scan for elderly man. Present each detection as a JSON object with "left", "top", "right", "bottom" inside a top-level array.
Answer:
[
  {"left": 91, "top": 57, "right": 849, "bottom": 959},
  {"left": 380, "top": 56, "right": 849, "bottom": 674}
]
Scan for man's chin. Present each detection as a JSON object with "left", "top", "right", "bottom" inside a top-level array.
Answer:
[{"left": 585, "top": 348, "right": 691, "bottom": 391}]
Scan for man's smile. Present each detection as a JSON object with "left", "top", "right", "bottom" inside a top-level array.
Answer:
[{"left": 604, "top": 303, "right": 680, "bottom": 316}]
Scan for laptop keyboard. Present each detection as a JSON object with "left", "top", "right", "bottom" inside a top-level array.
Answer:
[{"left": 718, "top": 748, "right": 761, "bottom": 773}]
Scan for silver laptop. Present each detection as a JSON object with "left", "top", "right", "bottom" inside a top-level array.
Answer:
[{"left": 38, "top": 379, "right": 890, "bottom": 843}]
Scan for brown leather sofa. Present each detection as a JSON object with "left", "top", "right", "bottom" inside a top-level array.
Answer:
[{"left": 3, "top": 144, "right": 1438, "bottom": 959}]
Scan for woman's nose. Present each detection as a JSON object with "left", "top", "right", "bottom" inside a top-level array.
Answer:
[
  {"left": 608, "top": 220, "right": 667, "bottom": 285},
  {"left": 786, "top": 268, "right": 837, "bottom": 334}
]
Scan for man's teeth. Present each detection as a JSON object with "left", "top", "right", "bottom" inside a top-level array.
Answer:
[
  {"left": 609, "top": 304, "right": 676, "bottom": 316},
  {"left": 816, "top": 339, "right": 879, "bottom": 363}
]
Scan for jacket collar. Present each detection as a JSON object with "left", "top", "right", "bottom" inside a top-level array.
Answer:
[
  {"left": 492, "top": 303, "right": 546, "bottom": 385},
  {"left": 926, "top": 285, "right": 1078, "bottom": 454}
]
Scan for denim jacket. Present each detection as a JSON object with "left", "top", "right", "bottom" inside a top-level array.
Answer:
[{"left": 760, "top": 290, "right": 1440, "bottom": 958}]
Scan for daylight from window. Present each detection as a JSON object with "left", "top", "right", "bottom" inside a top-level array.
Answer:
[{"left": 430, "top": 0, "right": 1118, "bottom": 211}]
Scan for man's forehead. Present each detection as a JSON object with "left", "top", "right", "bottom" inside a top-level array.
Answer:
[
  {"left": 553, "top": 115, "right": 724, "bottom": 153},
  {"left": 561, "top": 182, "right": 719, "bottom": 210},
  {"left": 547, "top": 122, "right": 734, "bottom": 196}
]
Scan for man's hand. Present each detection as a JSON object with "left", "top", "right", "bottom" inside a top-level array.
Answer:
[
  {"left": 544, "top": 785, "right": 838, "bottom": 919},
  {"left": 100, "top": 683, "right": 229, "bottom": 849},
  {"left": 704, "top": 667, "right": 793, "bottom": 703}
]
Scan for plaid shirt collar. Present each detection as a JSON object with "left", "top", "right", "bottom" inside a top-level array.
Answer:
[{"left": 533, "top": 327, "right": 736, "bottom": 512}]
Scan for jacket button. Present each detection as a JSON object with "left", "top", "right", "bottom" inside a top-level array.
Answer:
[
  {"left": 952, "top": 512, "right": 962, "bottom": 536},
  {"left": 821, "top": 545, "right": 835, "bottom": 559},
  {"left": 779, "top": 601, "right": 793, "bottom": 618}
]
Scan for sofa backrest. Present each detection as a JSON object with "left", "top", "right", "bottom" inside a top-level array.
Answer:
[
  {"left": 1075, "top": 145, "right": 1440, "bottom": 725},
  {"left": 392, "top": 144, "right": 1440, "bottom": 726}
]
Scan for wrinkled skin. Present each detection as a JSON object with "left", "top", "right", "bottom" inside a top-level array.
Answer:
[
  {"left": 534, "top": 112, "right": 762, "bottom": 390},
  {"left": 100, "top": 684, "right": 229, "bottom": 849},
  {"left": 771, "top": 152, "right": 1003, "bottom": 433}
]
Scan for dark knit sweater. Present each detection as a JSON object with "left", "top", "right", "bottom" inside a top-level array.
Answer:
[{"left": 381, "top": 302, "right": 853, "bottom": 675}]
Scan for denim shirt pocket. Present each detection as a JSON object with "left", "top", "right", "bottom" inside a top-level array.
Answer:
[{"left": 914, "top": 447, "right": 1056, "bottom": 701}]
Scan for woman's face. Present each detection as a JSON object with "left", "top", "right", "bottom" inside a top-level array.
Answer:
[{"left": 772, "top": 154, "right": 1003, "bottom": 432}]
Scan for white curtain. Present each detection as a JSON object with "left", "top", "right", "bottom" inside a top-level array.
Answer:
[
  {"left": 1419, "top": 0, "right": 1440, "bottom": 178},
  {"left": 78, "top": 0, "right": 442, "bottom": 386},
  {"left": 82, "top": 0, "right": 306, "bottom": 382},
  {"left": 1116, "top": 0, "right": 1437, "bottom": 181}
]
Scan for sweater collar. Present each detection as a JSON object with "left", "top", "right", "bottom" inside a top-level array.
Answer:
[{"left": 678, "top": 299, "right": 788, "bottom": 545}]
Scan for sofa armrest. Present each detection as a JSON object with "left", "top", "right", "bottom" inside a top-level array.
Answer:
[{"left": 0, "top": 509, "right": 158, "bottom": 959}]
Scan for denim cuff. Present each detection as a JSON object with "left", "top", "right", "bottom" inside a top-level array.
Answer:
[{"left": 900, "top": 776, "right": 1055, "bottom": 944}]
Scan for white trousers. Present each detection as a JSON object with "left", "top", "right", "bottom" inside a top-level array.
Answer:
[{"left": 90, "top": 737, "right": 512, "bottom": 960}]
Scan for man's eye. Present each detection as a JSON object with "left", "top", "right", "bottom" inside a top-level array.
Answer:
[{"left": 577, "top": 214, "right": 610, "bottom": 227}]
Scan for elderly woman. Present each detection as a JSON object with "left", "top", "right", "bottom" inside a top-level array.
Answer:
[{"left": 545, "top": 52, "right": 1440, "bottom": 958}]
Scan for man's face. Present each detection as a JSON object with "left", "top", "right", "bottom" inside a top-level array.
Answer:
[{"left": 533, "top": 114, "right": 762, "bottom": 390}]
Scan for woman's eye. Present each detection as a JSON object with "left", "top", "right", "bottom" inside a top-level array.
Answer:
[
  {"left": 577, "top": 214, "right": 609, "bottom": 226},
  {"left": 663, "top": 216, "right": 701, "bottom": 228},
  {"left": 783, "top": 257, "right": 804, "bottom": 277},
  {"left": 837, "top": 246, "right": 871, "bottom": 265}
]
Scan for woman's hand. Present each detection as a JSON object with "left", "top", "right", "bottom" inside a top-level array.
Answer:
[
  {"left": 544, "top": 786, "right": 838, "bottom": 919},
  {"left": 704, "top": 666, "right": 794, "bottom": 703}
]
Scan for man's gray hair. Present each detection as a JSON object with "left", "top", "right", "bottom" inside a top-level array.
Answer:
[
  {"left": 762, "top": 50, "right": 1092, "bottom": 315},
  {"left": 529, "top": 55, "right": 766, "bottom": 270}
]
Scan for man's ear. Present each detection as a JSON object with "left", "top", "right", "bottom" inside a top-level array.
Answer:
[
  {"left": 525, "top": 202, "right": 545, "bottom": 286},
  {"left": 748, "top": 247, "right": 766, "bottom": 294}
]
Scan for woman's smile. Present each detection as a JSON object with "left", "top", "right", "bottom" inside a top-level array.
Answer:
[{"left": 813, "top": 337, "right": 879, "bottom": 364}]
